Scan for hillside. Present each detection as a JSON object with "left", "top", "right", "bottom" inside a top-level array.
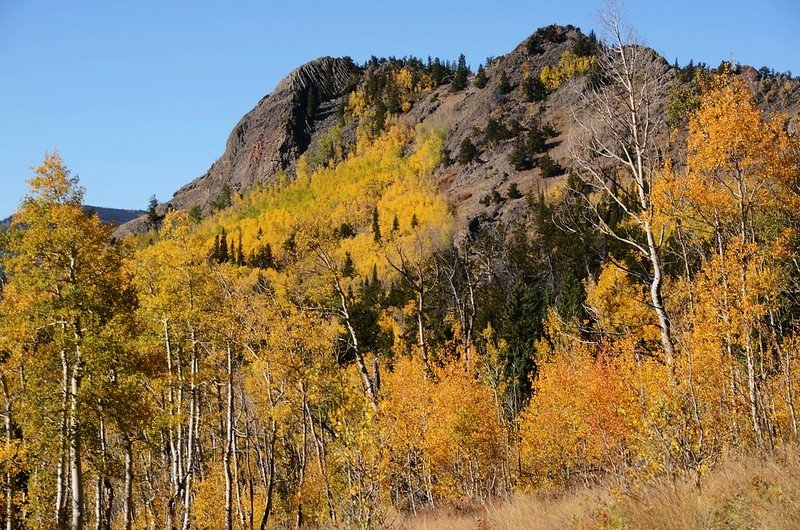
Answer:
[
  {"left": 115, "top": 24, "right": 800, "bottom": 238},
  {"left": 3, "top": 18, "right": 800, "bottom": 530}
]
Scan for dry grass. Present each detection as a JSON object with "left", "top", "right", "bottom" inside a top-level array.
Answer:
[{"left": 393, "top": 451, "right": 800, "bottom": 529}]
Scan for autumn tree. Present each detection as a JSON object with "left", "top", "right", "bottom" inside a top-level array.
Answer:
[
  {"left": 679, "top": 74, "right": 800, "bottom": 450},
  {"left": 569, "top": 1, "right": 677, "bottom": 374},
  {"left": 2, "top": 153, "right": 140, "bottom": 530}
]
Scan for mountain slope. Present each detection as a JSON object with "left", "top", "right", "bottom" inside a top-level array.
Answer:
[{"left": 114, "top": 25, "right": 800, "bottom": 238}]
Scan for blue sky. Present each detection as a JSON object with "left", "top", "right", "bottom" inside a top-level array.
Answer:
[{"left": 1, "top": 0, "right": 798, "bottom": 218}]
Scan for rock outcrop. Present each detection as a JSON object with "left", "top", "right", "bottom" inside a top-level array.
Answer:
[{"left": 166, "top": 58, "right": 358, "bottom": 211}]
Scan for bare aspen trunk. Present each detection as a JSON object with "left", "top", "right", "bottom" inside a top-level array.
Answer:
[
  {"left": 315, "top": 247, "right": 379, "bottom": 408},
  {"left": 94, "top": 413, "right": 107, "bottom": 530},
  {"left": 123, "top": 437, "right": 134, "bottom": 530},
  {"left": 785, "top": 343, "right": 798, "bottom": 438},
  {"left": 224, "top": 343, "right": 234, "bottom": 530},
  {"left": 181, "top": 331, "right": 199, "bottom": 530},
  {"left": 69, "top": 354, "right": 84, "bottom": 530},
  {"left": 305, "top": 398, "right": 336, "bottom": 523},
  {"left": 334, "top": 270, "right": 378, "bottom": 408},
  {"left": 571, "top": 4, "right": 677, "bottom": 376},
  {"left": 1, "top": 375, "right": 13, "bottom": 530},
  {"left": 56, "top": 348, "right": 69, "bottom": 529},
  {"left": 258, "top": 421, "right": 277, "bottom": 530},
  {"left": 645, "top": 224, "right": 676, "bottom": 374},
  {"left": 417, "top": 287, "right": 428, "bottom": 367}
]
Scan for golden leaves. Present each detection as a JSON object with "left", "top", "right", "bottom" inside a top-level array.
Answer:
[{"left": 540, "top": 51, "right": 596, "bottom": 90}]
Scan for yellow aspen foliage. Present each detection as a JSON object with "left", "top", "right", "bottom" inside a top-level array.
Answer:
[
  {"left": 380, "top": 355, "right": 508, "bottom": 507},
  {"left": 347, "top": 89, "right": 369, "bottom": 119},
  {"left": 585, "top": 263, "right": 661, "bottom": 356},
  {"left": 686, "top": 74, "right": 798, "bottom": 236},
  {"left": 519, "top": 336, "right": 637, "bottom": 490},
  {"left": 539, "top": 51, "right": 596, "bottom": 90}
]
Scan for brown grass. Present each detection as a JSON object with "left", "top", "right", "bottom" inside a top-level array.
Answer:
[{"left": 392, "top": 450, "right": 800, "bottom": 529}]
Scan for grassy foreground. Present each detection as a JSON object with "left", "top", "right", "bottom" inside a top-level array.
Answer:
[{"left": 394, "top": 451, "right": 800, "bottom": 529}]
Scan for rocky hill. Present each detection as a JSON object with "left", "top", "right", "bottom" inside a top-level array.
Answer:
[{"left": 114, "top": 25, "right": 800, "bottom": 238}]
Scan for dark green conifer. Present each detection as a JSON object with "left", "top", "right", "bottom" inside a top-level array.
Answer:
[
  {"left": 498, "top": 70, "right": 512, "bottom": 94},
  {"left": 451, "top": 53, "right": 469, "bottom": 91},
  {"left": 342, "top": 251, "right": 355, "bottom": 277},
  {"left": 372, "top": 207, "right": 381, "bottom": 243},
  {"left": 219, "top": 229, "right": 228, "bottom": 263},
  {"left": 457, "top": 137, "right": 479, "bottom": 164},
  {"left": 474, "top": 64, "right": 488, "bottom": 89}
]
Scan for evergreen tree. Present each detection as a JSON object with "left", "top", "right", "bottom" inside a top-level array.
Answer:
[
  {"left": 457, "top": 137, "right": 479, "bottom": 164},
  {"left": 509, "top": 138, "right": 533, "bottom": 171},
  {"left": 212, "top": 234, "right": 220, "bottom": 261},
  {"left": 522, "top": 74, "right": 547, "bottom": 102},
  {"left": 147, "top": 195, "right": 159, "bottom": 224},
  {"left": 539, "top": 154, "right": 564, "bottom": 178},
  {"left": 211, "top": 184, "right": 232, "bottom": 212},
  {"left": 386, "top": 80, "right": 402, "bottom": 114},
  {"left": 188, "top": 204, "right": 203, "bottom": 223},
  {"left": 474, "top": 64, "right": 488, "bottom": 88},
  {"left": 572, "top": 31, "right": 599, "bottom": 57},
  {"left": 342, "top": 251, "right": 355, "bottom": 277},
  {"left": 527, "top": 123, "right": 548, "bottom": 153},
  {"left": 451, "top": 53, "right": 469, "bottom": 92},
  {"left": 508, "top": 182, "right": 523, "bottom": 199},
  {"left": 251, "top": 243, "right": 274, "bottom": 269},
  {"left": 498, "top": 70, "right": 512, "bottom": 94},
  {"left": 484, "top": 117, "right": 512, "bottom": 143},
  {"left": 372, "top": 207, "right": 381, "bottom": 242},
  {"left": 219, "top": 228, "right": 229, "bottom": 263}
]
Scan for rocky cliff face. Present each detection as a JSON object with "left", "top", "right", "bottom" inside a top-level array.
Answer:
[
  {"left": 166, "top": 56, "right": 358, "bottom": 210},
  {"left": 115, "top": 25, "right": 800, "bottom": 238}
]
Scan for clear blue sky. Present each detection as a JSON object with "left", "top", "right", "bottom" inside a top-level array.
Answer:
[{"left": 1, "top": 0, "right": 798, "bottom": 218}]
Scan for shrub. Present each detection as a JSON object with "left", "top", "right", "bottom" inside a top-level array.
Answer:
[{"left": 457, "top": 137, "right": 480, "bottom": 164}]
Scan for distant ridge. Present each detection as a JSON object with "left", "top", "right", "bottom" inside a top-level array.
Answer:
[{"left": 1, "top": 206, "right": 146, "bottom": 231}]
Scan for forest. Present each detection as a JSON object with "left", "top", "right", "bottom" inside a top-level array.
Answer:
[{"left": 2, "top": 13, "right": 800, "bottom": 530}]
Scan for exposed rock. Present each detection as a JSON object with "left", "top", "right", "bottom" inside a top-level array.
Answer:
[{"left": 164, "top": 57, "right": 358, "bottom": 212}]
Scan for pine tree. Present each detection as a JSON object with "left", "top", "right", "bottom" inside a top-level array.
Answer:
[
  {"left": 342, "top": 251, "right": 355, "bottom": 277},
  {"left": 147, "top": 195, "right": 159, "bottom": 224},
  {"left": 498, "top": 70, "right": 512, "bottom": 94},
  {"left": 474, "top": 64, "right": 488, "bottom": 89},
  {"left": 219, "top": 228, "right": 229, "bottom": 263},
  {"left": 538, "top": 154, "right": 563, "bottom": 178},
  {"left": 372, "top": 207, "right": 382, "bottom": 243},
  {"left": 522, "top": 74, "right": 547, "bottom": 102},
  {"left": 457, "top": 137, "right": 479, "bottom": 164},
  {"left": 451, "top": 53, "right": 469, "bottom": 92},
  {"left": 212, "top": 234, "right": 220, "bottom": 261},
  {"left": 509, "top": 138, "right": 533, "bottom": 171}
]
